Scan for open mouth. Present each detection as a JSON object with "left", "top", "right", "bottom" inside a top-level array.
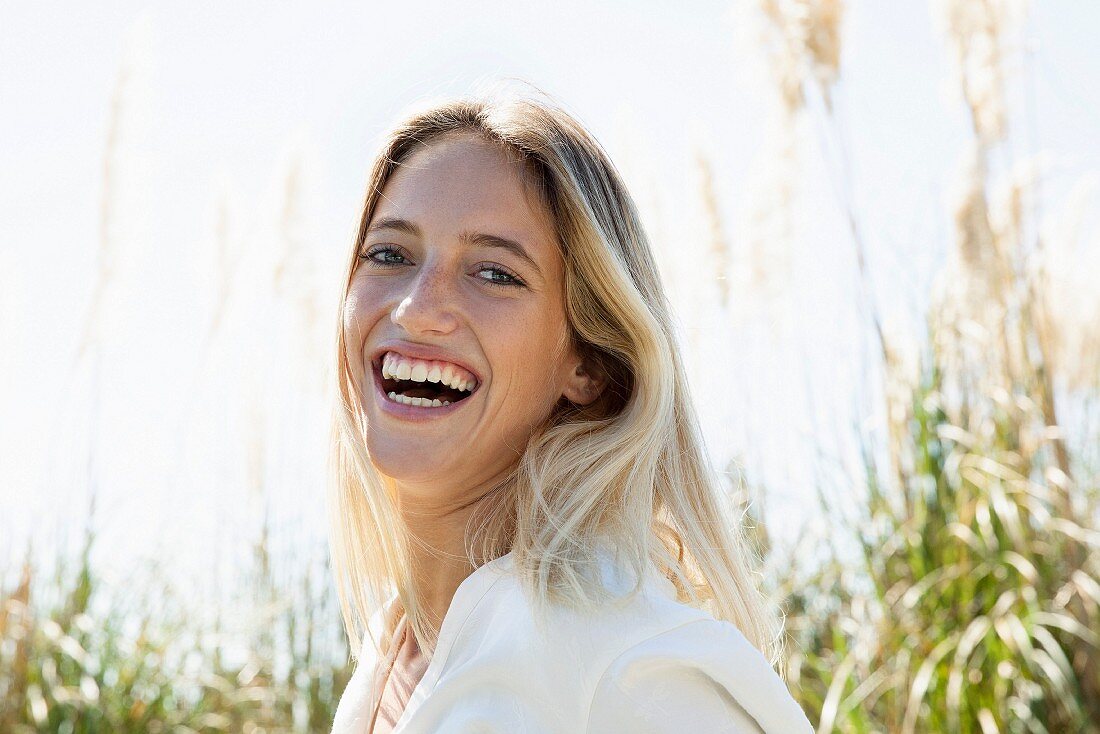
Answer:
[
  {"left": 373, "top": 355, "right": 479, "bottom": 408},
  {"left": 380, "top": 373, "right": 473, "bottom": 405}
]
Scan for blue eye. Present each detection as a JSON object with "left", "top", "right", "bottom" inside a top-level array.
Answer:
[
  {"left": 360, "top": 245, "right": 408, "bottom": 266},
  {"left": 358, "top": 245, "right": 527, "bottom": 289},
  {"left": 474, "top": 264, "right": 526, "bottom": 288}
]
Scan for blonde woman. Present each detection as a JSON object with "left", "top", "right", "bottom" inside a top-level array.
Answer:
[{"left": 328, "top": 88, "right": 813, "bottom": 733}]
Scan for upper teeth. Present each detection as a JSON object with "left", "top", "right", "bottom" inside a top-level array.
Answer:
[{"left": 381, "top": 351, "right": 477, "bottom": 392}]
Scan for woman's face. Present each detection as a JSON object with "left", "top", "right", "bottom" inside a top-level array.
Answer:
[{"left": 344, "top": 132, "right": 598, "bottom": 501}]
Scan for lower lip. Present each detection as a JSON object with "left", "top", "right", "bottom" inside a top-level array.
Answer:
[{"left": 370, "top": 361, "right": 478, "bottom": 422}]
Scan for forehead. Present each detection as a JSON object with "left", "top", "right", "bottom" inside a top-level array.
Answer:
[{"left": 373, "top": 133, "right": 557, "bottom": 252}]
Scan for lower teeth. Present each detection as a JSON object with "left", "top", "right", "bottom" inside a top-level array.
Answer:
[{"left": 388, "top": 391, "right": 451, "bottom": 408}]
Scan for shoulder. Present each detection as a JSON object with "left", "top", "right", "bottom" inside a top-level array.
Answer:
[
  {"left": 586, "top": 617, "right": 814, "bottom": 734},
  {"left": 469, "top": 548, "right": 715, "bottom": 670},
  {"left": 424, "top": 550, "right": 713, "bottom": 725}
]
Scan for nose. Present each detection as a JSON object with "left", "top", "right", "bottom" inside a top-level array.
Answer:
[{"left": 391, "top": 261, "right": 460, "bottom": 335}]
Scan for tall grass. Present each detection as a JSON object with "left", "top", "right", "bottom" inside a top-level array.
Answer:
[
  {"left": 0, "top": 505, "right": 349, "bottom": 733},
  {"left": 777, "top": 334, "right": 1100, "bottom": 731},
  {"left": 0, "top": 14, "right": 346, "bottom": 730},
  {"left": 750, "top": 0, "right": 1100, "bottom": 730}
]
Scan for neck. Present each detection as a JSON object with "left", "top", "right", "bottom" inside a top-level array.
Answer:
[{"left": 391, "top": 470, "right": 513, "bottom": 635}]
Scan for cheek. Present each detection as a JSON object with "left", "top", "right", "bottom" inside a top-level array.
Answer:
[
  {"left": 494, "top": 312, "right": 568, "bottom": 404},
  {"left": 345, "top": 276, "right": 390, "bottom": 320},
  {"left": 342, "top": 284, "right": 382, "bottom": 360},
  {"left": 344, "top": 278, "right": 375, "bottom": 315}
]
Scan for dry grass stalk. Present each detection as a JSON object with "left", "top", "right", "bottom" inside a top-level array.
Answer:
[
  {"left": 933, "top": 0, "right": 1027, "bottom": 145},
  {"left": 696, "top": 152, "right": 732, "bottom": 308},
  {"left": 754, "top": 0, "right": 844, "bottom": 115},
  {"left": 746, "top": 0, "right": 889, "bottom": 370},
  {"left": 204, "top": 191, "right": 236, "bottom": 352},
  {"left": 739, "top": 130, "right": 798, "bottom": 318},
  {"left": 75, "top": 54, "right": 127, "bottom": 365},
  {"left": 928, "top": 0, "right": 1082, "bottom": 510},
  {"left": 1031, "top": 174, "right": 1100, "bottom": 394}
]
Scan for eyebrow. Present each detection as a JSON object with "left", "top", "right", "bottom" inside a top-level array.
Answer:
[{"left": 365, "top": 216, "right": 544, "bottom": 279}]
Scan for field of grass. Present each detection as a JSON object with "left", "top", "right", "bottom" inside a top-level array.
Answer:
[{"left": 1, "top": 514, "right": 350, "bottom": 733}]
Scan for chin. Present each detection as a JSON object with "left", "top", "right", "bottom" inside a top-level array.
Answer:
[{"left": 367, "top": 441, "right": 450, "bottom": 482}]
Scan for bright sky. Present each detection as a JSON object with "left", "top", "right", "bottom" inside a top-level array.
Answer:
[{"left": 2, "top": 1, "right": 1098, "bottom": 589}]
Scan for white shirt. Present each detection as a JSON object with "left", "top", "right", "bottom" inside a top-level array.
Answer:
[{"left": 331, "top": 549, "right": 814, "bottom": 733}]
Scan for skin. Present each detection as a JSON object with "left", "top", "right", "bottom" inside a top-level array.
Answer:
[{"left": 342, "top": 131, "right": 606, "bottom": 725}]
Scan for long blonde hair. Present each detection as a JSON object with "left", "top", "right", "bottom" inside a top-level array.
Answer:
[{"left": 327, "top": 87, "right": 782, "bottom": 668}]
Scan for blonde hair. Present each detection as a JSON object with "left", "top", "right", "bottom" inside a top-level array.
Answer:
[{"left": 327, "top": 86, "right": 782, "bottom": 669}]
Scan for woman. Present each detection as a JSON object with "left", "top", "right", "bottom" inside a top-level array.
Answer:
[{"left": 328, "top": 89, "right": 813, "bottom": 733}]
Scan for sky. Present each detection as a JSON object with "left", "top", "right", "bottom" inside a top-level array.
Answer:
[{"left": 2, "top": 0, "right": 1098, "bottom": 590}]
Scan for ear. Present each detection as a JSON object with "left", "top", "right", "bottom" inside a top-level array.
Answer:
[{"left": 561, "top": 350, "right": 607, "bottom": 406}]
